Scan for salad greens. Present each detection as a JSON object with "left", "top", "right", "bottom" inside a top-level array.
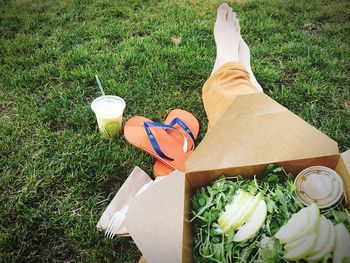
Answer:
[{"left": 191, "top": 164, "right": 350, "bottom": 263}]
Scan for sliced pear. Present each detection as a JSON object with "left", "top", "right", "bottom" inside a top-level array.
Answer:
[
  {"left": 306, "top": 220, "right": 336, "bottom": 261},
  {"left": 284, "top": 238, "right": 301, "bottom": 252},
  {"left": 231, "top": 192, "right": 263, "bottom": 230},
  {"left": 306, "top": 203, "right": 321, "bottom": 235},
  {"left": 275, "top": 208, "right": 310, "bottom": 243},
  {"left": 284, "top": 213, "right": 326, "bottom": 253},
  {"left": 218, "top": 190, "right": 252, "bottom": 230},
  {"left": 233, "top": 200, "right": 267, "bottom": 242},
  {"left": 275, "top": 209, "right": 310, "bottom": 243},
  {"left": 219, "top": 191, "right": 264, "bottom": 234},
  {"left": 275, "top": 203, "right": 319, "bottom": 243},
  {"left": 308, "top": 215, "right": 330, "bottom": 254},
  {"left": 333, "top": 223, "right": 350, "bottom": 263},
  {"left": 283, "top": 232, "right": 317, "bottom": 261},
  {"left": 284, "top": 230, "right": 315, "bottom": 252}
]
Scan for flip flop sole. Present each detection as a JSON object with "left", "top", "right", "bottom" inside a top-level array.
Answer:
[
  {"left": 153, "top": 110, "right": 199, "bottom": 177},
  {"left": 124, "top": 116, "right": 191, "bottom": 172}
]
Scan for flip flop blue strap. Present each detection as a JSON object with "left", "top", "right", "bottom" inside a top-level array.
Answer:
[
  {"left": 168, "top": 117, "right": 195, "bottom": 143},
  {"left": 143, "top": 121, "right": 176, "bottom": 161}
]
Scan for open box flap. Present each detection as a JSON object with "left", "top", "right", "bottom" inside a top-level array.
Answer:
[
  {"left": 187, "top": 93, "right": 339, "bottom": 181},
  {"left": 96, "top": 166, "right": 152, "bottom": 235},
  {"left": 126, "top": 170, "right": 187, "bottom": 263}
]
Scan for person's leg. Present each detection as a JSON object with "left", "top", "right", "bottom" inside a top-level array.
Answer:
[
  {"left": 239, "top": 39, "right": 263, "bottom": 92},
  {"left": 203, "top": 3, "right": 260, "bottom": 129}
]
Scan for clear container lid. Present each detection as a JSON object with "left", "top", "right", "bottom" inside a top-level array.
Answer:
[
  {"left": 91, "top": 95, "right": 126, "bottom": 118},
  {"left": 294, "top": 166, "right": 345, "bottom": 209}
]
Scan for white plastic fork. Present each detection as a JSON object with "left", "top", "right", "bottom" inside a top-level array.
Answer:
[
  {"left": 105, "top": 204, "right": 128, "bottom": 238},
  {"left": 104, "top": 180, "right": 154, "bottom": 238}
]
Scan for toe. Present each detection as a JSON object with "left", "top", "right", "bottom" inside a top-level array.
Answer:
[
  {"left": 232, "top": 12, "right": 237, "bottom": 23},
  {"left": 217, "top": 3, "right": 229, "bottom": 20},
  {"left": 233, "top": 13, "right": 240, "bottom": 31},
  {"left": 235, "top": 18, "right": 241, "bottom": 33},
  {"left": 227, "top": 7, "right": 233, "bottom": 21}
]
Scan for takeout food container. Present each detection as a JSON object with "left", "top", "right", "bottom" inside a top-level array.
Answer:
[{"left": 103, "top": 93, "right": 350, "bottom": 263}]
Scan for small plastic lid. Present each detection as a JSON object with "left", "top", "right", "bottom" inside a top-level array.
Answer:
[
  {"left": 91, "top": 95, "right": 126, "bottom": 118},
  {"left": 294, "top": 166, "right": 345, "bottom": 210}
]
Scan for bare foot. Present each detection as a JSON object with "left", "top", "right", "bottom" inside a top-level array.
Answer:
[
  {"left": 238, "top": 39, "right": 263, "bottom": 92},
  {"left": 212, "top": 3, "right": 241, "bottom": 74}
]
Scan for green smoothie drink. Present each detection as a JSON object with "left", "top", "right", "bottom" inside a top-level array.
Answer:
[{"left": 91, "top": 95, "right": 126, "bottom": 138}]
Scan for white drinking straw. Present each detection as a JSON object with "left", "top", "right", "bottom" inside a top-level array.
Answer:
[{"left": 95, "top": 75, "right": 105, "bottom": 96}]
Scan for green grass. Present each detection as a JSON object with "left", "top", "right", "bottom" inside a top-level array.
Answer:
[{"left": 0, "top": 0, "right": 349, "bottom": 261}]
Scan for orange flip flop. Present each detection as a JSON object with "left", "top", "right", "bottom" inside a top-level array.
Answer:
[
  {"left": 124, "top": 116, "right": 192, "bottom": 172},
  {"left": 153, "top": 109, "right": 199, "bottom": 177}
]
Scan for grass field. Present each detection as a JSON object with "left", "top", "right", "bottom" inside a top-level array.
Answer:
[{"left": 1, "top": 0, "right": 349, "bottom": 261}]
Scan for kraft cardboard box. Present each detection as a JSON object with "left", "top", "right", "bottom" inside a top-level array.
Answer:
[{"left": 101, "top": 93, "right": 350, "bottom": 263}]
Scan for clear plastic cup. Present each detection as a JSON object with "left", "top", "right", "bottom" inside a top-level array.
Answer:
[{"left": 91, "top": 95, "right": 126, "bottom": 138}]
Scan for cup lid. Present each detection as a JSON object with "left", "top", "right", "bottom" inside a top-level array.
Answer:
[
  {"left": 91, "top": 95, "right": 126, "bottom": 117},
  {"left": 294, "top": 166, "right": 345, "bottom": 209}
]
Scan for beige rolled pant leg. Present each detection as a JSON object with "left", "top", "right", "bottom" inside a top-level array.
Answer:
[{"left": 202, "top": 61, "right": 258, "bottom": 129}]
